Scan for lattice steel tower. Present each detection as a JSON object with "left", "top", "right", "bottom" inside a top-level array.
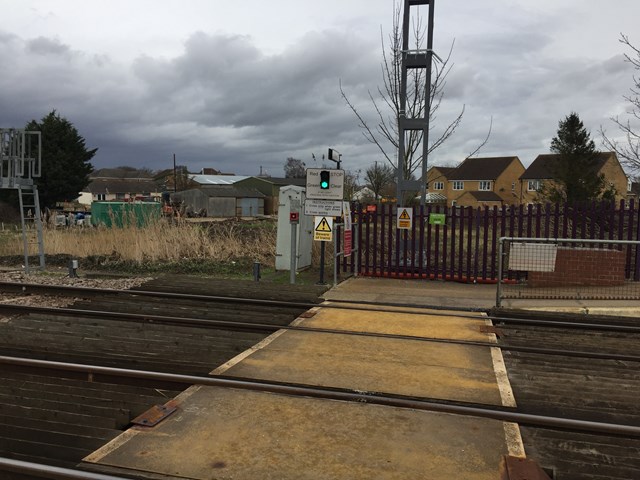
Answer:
[
  {"left": 0, "top": 128, "right": 45, "bottom": 272},
  {"left": 396, "top": 0, "right": 435, "bottom": 206}
]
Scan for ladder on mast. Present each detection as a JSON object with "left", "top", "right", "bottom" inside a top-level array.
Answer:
[{"left": 17, "top": 184, "right": 46, "bottom": 273}]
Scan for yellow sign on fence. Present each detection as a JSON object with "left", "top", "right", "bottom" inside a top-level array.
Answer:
[{"left": 397, "top": 208, "right": 413, "bottom": 230}]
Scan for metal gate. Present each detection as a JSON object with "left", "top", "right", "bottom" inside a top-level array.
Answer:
[{"left": 496, "top": 237, "right": 640, "bottom": 307}]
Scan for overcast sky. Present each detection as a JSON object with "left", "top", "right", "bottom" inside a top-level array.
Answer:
[{"left": 1, "top": 0, "right": 639, "bottom": 178}]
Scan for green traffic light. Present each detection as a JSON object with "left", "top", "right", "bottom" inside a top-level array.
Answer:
[{"left": 320, "top": 170, "right": 331, "bottom": 190}]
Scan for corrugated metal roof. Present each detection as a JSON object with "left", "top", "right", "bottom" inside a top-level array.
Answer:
[
  {"left": 189, "top": 175, "right": 249, "bottom": 185},
  {"left": 176, "top": 186, "right": 265, "bottom": 198}
]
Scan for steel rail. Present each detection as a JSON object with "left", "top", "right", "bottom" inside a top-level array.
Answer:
[
  {"left": 488, "top": 315, "right": 640, "bottom": 333},
  {"left": 1, "top": 354, "right": 638, "bottom": 438},
  {"left": 1, "top": 303, "right": 638, "bottom": 363},
  {"left": 2, "top": 281, "right": 638, "bottom": 333},
  {"left": 0, "top": 457, "right": 128, "bottom": 480},
  {"left": 0, "top": 281, "right": 485, "bottom": 314}
]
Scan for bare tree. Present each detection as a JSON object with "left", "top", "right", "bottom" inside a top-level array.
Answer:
[
  {"left": 342, "top": 169, "right": 361, "bottom": 201},
  {"left": 340, "top": 1, "right": 464, "bottom": 180},
  {"left": 284, "top": 157, "right": 306, "bottom": 178},
  {"left": 601, "top": 34, "right": 640, "bottom": 174},
  {"left": 365, "top": 162, "right": 395, "bottom": 200}
]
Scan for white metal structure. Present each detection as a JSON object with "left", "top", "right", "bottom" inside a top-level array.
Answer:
[
  {"left": 0, "top": 128, "right": 45, "bottom": 272},
  {"left": 275, "top": 186, "right": 312, "bottom": 271}
]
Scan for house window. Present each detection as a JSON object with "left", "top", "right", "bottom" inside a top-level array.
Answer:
[
  {"left": 479, "top": 181, "right": 492, "bottom": 191},
  {"left": 528, "top": 180, "right": 541, "bottom": 191},
  {"left": 512, "top": 182, "right": 516, "bottom": 191},
  {"left": 452, "top": 181, "right": 464, "bottom": 190},
  {"left": 96, "top": 194, "right": 106, "bottom": 201},
  {"left": 628, "top": 179, "right": 633, "bottom": 192},
  {"left": 434, "top": 181, "right": 444, "bottom": 190}
]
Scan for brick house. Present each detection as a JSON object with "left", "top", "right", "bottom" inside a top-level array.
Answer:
[
  {"left": 427, "top": 156, "right": 525, "bottom": 207},
  {"left": 425, "top": 166, "right": 454, "bottom": 204},
  {"left": 519, "top": 151, "right": 629, "bottom": 204}
]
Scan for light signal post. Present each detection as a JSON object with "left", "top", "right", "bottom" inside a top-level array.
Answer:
[
  {"left": 306, "top": 152, "right": 345, "bottom": 284},
  {"left": 318, "top": 170, "right": 331, "bottom": 284}
]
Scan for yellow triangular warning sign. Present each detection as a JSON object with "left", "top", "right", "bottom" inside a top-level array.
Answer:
[
  {"left": 315, "top": 217, "right": 332, "bottom": 232},
  {"left": 399, "top": 209, "right": 411, "bottom": 220}
]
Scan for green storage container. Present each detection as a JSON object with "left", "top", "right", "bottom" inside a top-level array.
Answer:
[{"left": 90, "top": 202, "right": 161, "bottom": 228}]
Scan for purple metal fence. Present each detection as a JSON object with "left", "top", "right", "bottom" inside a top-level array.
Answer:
[{"left": 343, "top": 200, "right": 640, "bottom": 283}]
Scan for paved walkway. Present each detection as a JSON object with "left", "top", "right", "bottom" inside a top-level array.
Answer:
[
  {"left": 325, "top": 276, "right": 640, "bottom": 316},
  {"left": 84, "top": 281, "right": 525, "bottom": 479}
]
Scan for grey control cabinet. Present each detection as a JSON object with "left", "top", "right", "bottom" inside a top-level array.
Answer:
[{"left": 276, "top": 185, "right": 312, "bottom": 271}]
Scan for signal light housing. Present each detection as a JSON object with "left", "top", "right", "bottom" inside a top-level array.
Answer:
[{"left": 320, "top": 170, "right": 330, "bottom": 190}]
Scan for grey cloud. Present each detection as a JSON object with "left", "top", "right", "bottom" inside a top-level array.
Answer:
[{"left": 27, "top": 36, "right": 71, "bottom": 56}]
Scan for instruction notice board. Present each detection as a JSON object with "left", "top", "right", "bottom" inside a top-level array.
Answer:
[
  {"left": 397, "top": 208, "right": 413, "bottom": 230},
  {"left": 343, "top": 201, "right": 352, "bottom": 257},
  {"left": 313, "top": 216, "right": 333, "bottom": 242}
]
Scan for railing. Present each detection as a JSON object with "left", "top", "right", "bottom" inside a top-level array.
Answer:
[{"left": 496, "top": 237, "right": 640, "bottom": 307}]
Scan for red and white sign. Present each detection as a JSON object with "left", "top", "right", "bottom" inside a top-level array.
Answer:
[{"left": 343, "top": 202, "right": 352, "bottom": 257}]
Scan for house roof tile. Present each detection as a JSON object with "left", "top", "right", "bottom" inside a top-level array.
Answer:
[
  {"left": 448, "top": 156, "right": 519, "bottom": 180},
  {"left": 467, "top": 191, "right": 503, "bottom": 202},
  {"left": 429, "top": 166, "right": 456, "bottom": 179},
  {"left": 520, "top": 152, "right": 614, "bottom": 180}
]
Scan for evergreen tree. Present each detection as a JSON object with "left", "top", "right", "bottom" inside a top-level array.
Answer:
[
  {"left": 26, "top": 110, "right": 96, "bottom": 208},
  {"left": 539, "top": 112, "right": 615, "bottom": 204}
]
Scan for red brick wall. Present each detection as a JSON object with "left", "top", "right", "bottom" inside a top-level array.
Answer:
[{"left": 528, "top": 247, "right": 626, "bottom": 287}]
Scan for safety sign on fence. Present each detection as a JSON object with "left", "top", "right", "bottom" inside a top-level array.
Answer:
[
  {"left": 343, "top": 201, "right": 352, "bottom": 257},
  {"left": 397, "top": 208, "right": 413, "bottom": 230},
  {"left": 314, "top": 216, "right": 333, "bottom": 242}
]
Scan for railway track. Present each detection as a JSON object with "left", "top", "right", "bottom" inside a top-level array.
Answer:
[
  {"left": 0, "top": 275, "right": 639, "bottom": 479},
  {"left": 0, "top": 276, "right": 326, "bottom": 478},
  {"left": 489, "top": 308, "right": 640, "bottom": 480}
]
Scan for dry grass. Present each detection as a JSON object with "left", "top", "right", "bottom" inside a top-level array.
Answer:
[{"left": 0, "top": 218, "right": 278, "bottom": 267}]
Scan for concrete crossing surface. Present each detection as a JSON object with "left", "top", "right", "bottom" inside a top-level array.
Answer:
[{"left": 84, "top": 286, "right": 525, "bottom": 479}]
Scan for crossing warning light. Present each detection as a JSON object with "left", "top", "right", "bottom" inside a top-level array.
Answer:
[{"left": 320, "top": 170, "right": 330, "bottom": 190}]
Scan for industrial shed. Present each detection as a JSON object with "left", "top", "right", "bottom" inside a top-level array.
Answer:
[
  {"left": 172, "top": 186, "right": 265, "bottom": 218},
  {"left": 234, "top": 177, "right": 306, "bottom": 214}
]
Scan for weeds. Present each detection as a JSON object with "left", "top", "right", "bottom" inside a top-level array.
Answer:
[{"left": 0, "top": 218, "right": 278, "bottom": 273}]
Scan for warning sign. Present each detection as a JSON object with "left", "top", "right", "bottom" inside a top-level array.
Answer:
[
  {"left": 314, "top": 216, "right": 333, "bottom": 241},
  {"left": 343, "top": 202, "right": 352, "bottom": 257},
  {"left": 397, "top": 208, "right": 413, "bottom": 230}
]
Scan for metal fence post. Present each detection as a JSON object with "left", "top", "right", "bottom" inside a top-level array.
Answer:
[
  {"left": 290, "top": 222, "right": 297, "bottom": 285},
  {"left": 496, "top": 237, "right": 505, "bottom": 308},
  {"left": 355, "top": 221, "right": 359, "bottom": 277},
  {"left": 334, "top": 232, "right": 339, "bottom": 287}
]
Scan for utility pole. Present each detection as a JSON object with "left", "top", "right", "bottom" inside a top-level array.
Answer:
[{"left": 173, "top": 153, "right": 177, "bottom": 193}]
